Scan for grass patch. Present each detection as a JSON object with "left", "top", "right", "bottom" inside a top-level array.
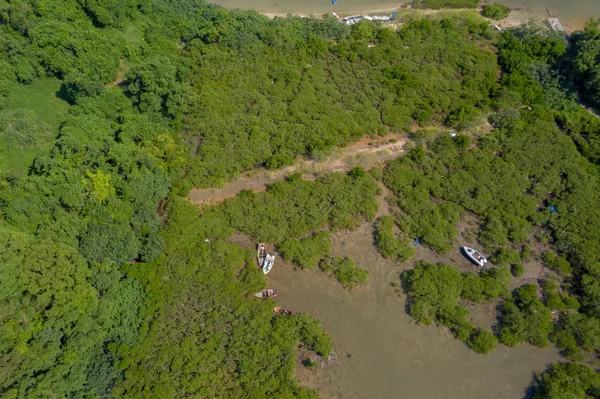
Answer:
[
  {"left": 3, "top": 78, "right": 70, "bottom": 129},
  {"left": 0, "top": 78, "right": 70, "bottom": 176}
]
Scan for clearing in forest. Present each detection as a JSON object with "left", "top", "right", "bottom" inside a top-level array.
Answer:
[{"left": 188, "top": 133, "right": 408, "bottom": 206}]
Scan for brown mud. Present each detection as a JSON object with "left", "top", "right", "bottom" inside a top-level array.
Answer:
[{"left": 230, "top": 218, "right": 560, "bottom": 399}]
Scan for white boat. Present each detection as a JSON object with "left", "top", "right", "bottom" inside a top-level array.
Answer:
[
  {"left": 262, "top": 254, "right": 275, "bottom": 274},
  {"left": 342, "top": 15, "right": 363, "bottom": 25},
  {"left": 462, "top": 247, "right": 487, "bottom": 267},
  {"left": 341, "top": 13, "right": 393, "bottom": 25}
]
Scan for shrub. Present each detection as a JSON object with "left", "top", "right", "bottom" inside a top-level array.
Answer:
[
  {"left": 373, "top": 216, "right": 416, "bottom": 262},
  {"left": 541, "top": 279, "right": 580, "bottom": 312},
  {"left": 482, "top": 267, "right": 512, "bottom": 297},
  {"left": 416, "top": 0, "right": 479, "bottom": 9},
  {"left": 369, "top": 167, "right": 383, "bottom": 181},
  {"left": 468, "top": 328, "right": 499, "bottom": 354},
  {"left": 491, "top": 247, "right": 520, "bottom": 266},
  {"left": 303, "top": 358, "right": 318, "bottom": 368},
  {"left": 542, "top": 251, "right": 573, "bottom": 275},
  {"left": 403, "top": 261, "right": 508, "bottom": 354},
  {"left": 334, "top": 259, "right": 369, "bottom": 288},
  {"left": 532, "top": 363, "right": 600, "bottom": 399},
  {"left": 446, "top": 105, "right": 479, "bottom": 129},
  {"left": 320, "top": 256, "right": 368, "bottom": 288},
  {"left": 461, "top": 267, "right": 511, "bottom": 302},
  {"left": 383, "top": 158, "right": 462, "bottom": 253},
  {"left": 453, "top": 134, "right": 471, "bottom": 150},
  {"left": 296, "top": 314, "right": 333, "bottom": 357},
  {"left": 498, "top": 285, "right": 554, "bottom": 347},
  {"left": 461, "top": 272, "right": 486, "bottom": 301},
  {"left": 222, "top": 170, "right": 379, "bottom": 243},
  {"left": 511, "top": 263, "right": 525, "bottom": 277},
  {"left": 439, "top": 305, "right": 474, "bottom": 341},
  {"left": 498, "top": 301, "right": 526, "bottom": 347},
  {"left": 551, "top": 312, "right": 600, "bottom": 362},
  {"left": 402, "top": 261, "right": 464, "bottom": 325},
  {"left": 412, "top": 130, "right": 436, "bottom": 147},
  {"left": 278, "top": 231, "right": 332, "bottom": 269},
  {"left": 481, "top": 4, "right": 511, "bottom": 20}
]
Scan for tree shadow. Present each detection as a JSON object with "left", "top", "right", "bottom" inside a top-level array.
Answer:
[
  {"left": 492, "top": 301, "right": 505, "bottom": 334},
  {"left": 55, "top": 83, "right": 74, "bottom": 105},
  {"left": 522, "top": 372, "right": 537, "bottom": 399}
]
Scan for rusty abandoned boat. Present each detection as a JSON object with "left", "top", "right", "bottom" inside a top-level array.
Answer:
[
  {"left": 254, "top": 288, "right": 278, "bottom": 299},
  {"left": 274, "top": 307, "right": 293, "bottom": 316},
  {"left": 257, "top": 243, "right": 266, "bottom": 266}
]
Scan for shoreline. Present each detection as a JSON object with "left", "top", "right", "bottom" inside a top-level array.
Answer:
[{"left": 258, "top": 5, "right": 576, "bottom": 34}]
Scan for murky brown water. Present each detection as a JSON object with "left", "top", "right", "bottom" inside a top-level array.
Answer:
[
  {"left": 208, "top": 0, "right": 600, "bottom": 31},
  {"left": 232, "top": 220, "right": 561, "bottom": 399},
  {"left": 500, "top": 0, "right": 600, "bottom": 30}
]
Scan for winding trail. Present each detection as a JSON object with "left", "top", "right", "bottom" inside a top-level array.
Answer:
[{"left": 187, "top": 132, "right": 409, "bottom": 206}]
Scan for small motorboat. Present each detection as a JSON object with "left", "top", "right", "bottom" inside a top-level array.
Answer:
[
  {"left": 332, "top": 0, "right": 337, "bottom": 4},
  {"left": 262, "top": 254, "right": 275, "bottom": 274},
  {"left": 254, "top": 288, "right": 278, "bottom": 299},
  {"left": 274, "top": 307, "right": 293, "bottom": 316},
  {"left": 257, "top": 243, "right": 266, "bottom": 266},
  {"left": 462, "top": 246, "right": 487, "bottom": 267}
]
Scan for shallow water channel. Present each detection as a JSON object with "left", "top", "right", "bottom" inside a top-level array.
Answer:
[{"left": 233, "top": 222, "right": 560, "bottom": 399}]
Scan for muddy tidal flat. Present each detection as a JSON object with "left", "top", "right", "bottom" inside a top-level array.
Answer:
[{"left": 231, "top": 221, "right": 561, "bottom": 399}]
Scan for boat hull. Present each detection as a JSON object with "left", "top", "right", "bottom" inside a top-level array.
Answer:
[
  {"left": 257, "top": 243, "right": 266, "bottom": 266},
  {"left": 263, "top": 254, "right": 275, "bottom": 274},
  {"left": 274, "top": 307, "right": 293, "bottom": 316},
  {"left": 461, "top": 246, "right": 487, "bottom": 267},
  {"left": 254, "top": 288, "right": 278, "bottom": 298}
]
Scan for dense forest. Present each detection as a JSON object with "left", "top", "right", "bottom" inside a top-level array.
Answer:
[{"left": 1, "top": 0, "right": 600, "bottom": 397}]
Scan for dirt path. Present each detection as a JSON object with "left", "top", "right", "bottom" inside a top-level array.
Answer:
[
  {"left": 188, "top": 133, "right": 409, "bottom": 206},
  {"left": 106, "top": 59, "right": 129, "bottom": 88}
]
